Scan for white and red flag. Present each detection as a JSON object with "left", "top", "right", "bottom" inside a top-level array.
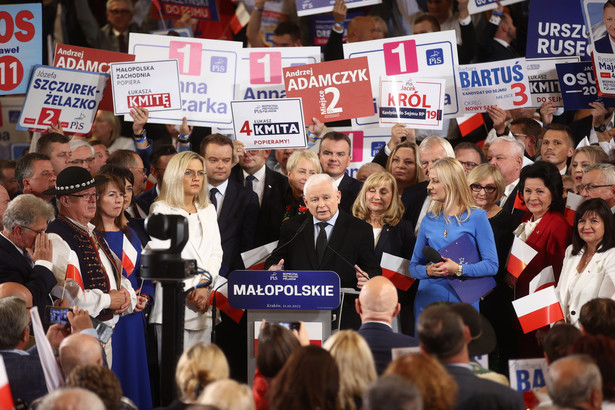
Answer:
[
  {"left": 122, "top": 236, "right": 138, "bottom": 277},
  {"left": 507, "top": 237, "right": 538, "bottom": 278},
  {"left": 529, "top": 266, "right": 556, "bottom": 294},
  {"left": 65, "top": 250, "right": 84, "bottom": 291},
  {"left": 208, "top": 276, "right": 245, "bottom": 324},
  {"left": 512, "top": 286, "right": 564, "bottom": 333},
  {"left": 241, "top": 241, "right": 278, "bottom": 270},
  {"left": 0, "top": 356, "right": 14, "bottom": 410},
  {"left": 457, "top": 113, "right": 485, "bottom": 137},
  {"left": 381, "top": 252, "right": 414, "bottom": 291},
  {"left": 564, "top": 192, "right": 583, "bottom": 226}
]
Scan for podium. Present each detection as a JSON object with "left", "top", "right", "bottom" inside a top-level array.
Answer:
[{"left": 227, "top": 270, "right": 341, "bottom": 385}]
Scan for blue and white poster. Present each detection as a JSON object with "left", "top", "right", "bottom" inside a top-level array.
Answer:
[
  {"left": 582, "top": 0, "right": 615, "bottom": 95},
  {"left": 0, "top": 4, "right": 42, "bottom": 95},
  {"left": 467, "top": 0, "right": 524, "bottom": 15},
  {"left": 526, "top": 0, "right": 589, "bottom": 60},
  {"left": 297, "top": 0, "right": 380, "bottom": 17},
  {"left": 555, "top": 60, "right": 615, "bottom": 110}
]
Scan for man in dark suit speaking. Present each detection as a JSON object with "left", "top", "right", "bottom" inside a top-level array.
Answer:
[{"left": 265, "top": 173, "right": 381, "bottom": 328}]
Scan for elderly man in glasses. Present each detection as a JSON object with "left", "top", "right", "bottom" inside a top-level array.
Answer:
[
  {"left": 580, "top": 163, "right": 615, "bottom": 213},
  {"left": 45, "top": 167, "right": 136, "bottom": 365}
]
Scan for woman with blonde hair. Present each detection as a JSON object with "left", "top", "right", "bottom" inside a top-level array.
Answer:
[
  {"left": 323, "top": 330, "right": 377, "bottom": 410},
  {"left": 384, "top": 353, "right": 458, "bottom": 410},
  {"left": 283, "top": 150, "right": 321, "bottom": 221},
  {"left": 569, "top": 145, "right": 609, "bottom": 193},
  {"left": 89, "top": 110, "right": 135, "bottom": 153},
  {"left": 386, "top": 141, "right": 423, "bottom": 194},
  {"left": 148, "top": 151, "right": 223, "bottom": 355},
  {"left": 199, "top": 379, "right": 254, "bottom": 410},
  {"left": 409, "top": 158, "right": 498, "bottom": 319},
  {"left": 173, "top": 343, "right": 229, "bottom": 406},
  {"left": 353, "top": 171, "right": 416, "bottom": 334}
]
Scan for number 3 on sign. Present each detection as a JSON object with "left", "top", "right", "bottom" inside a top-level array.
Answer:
[
  {"left": 250, "top": 52, "right": 282, "bottom": 85},
  {"left": 383, "top": 40, "right": 419, "bottom": 76},
  {"left": 169, "top": 41, "right": 202, "bottom": 76},
  {"left": 511, "top": 82, "right": 529, "bottom": 106}
]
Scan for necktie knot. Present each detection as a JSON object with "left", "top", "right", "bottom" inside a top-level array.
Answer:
[
  {"left": 209, "top": 187, "right": 219, "bottom": 210},
  {"left": 245, "top": 175, "right": 256, "bottom": 190}
]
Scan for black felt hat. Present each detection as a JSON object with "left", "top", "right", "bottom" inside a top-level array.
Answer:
[{"left": 42, "top": 166, "right": 108, "bottom": 196}]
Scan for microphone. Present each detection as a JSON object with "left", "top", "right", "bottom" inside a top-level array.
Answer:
[
  {"left": 266, "top": 216, "right": 311, "bottom": 268},
  {"left": 422, "top": 246, "right": 444, "bottom": 264},
  {"left": 325, "top": 243, "right": 371, "bottom": 282}
]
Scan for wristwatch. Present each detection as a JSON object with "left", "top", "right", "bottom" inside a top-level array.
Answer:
[
  {"left": 594, "top": 124, "right": 607, "bottom": 132},
  {"left": 456, "top": 263, "right": 463, "bottom": 277}
]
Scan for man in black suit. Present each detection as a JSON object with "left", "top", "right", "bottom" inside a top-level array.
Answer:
[
  {"left": 477, "top": 7, "right": 518, "bottom": 62},
  {"left": 136, "top": 145, "right": 177, "bottom": 215},
  {"left": 0, "top": 194, "right": 56, "bottom": 317},
  {"left": 319, "top": 132, "right": 363, "bottom": 214},
  {"left": 265, "top": 173, "right": 381, "bottom": 329},
  {"left": 203, "top": 134, "right": 259, "bottom": 382},
  {"left": 356, "top": 276, "right": 418, "bottom": 374},
  {"left": 595, "top": 0, "right": 615, "bottom": 54},
  {"left": 418, "top": 304, "right": 524, "bottom": 410},
  {"left": 402, "top": 136, "right": 454, "bottom": 232},
  {"left": 487, "top": 136, "right": 526, "bottom": 225},
  {"left": 231, "top": 146, "right": 289, "bottom": 247}
]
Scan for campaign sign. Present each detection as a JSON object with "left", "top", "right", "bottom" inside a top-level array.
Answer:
[
  {"left": 150, "top": 27, "right": 194, "bottom": 37},
  {"left": 509, "top": 358, "right": 549, "bottom": 392},
  {"left": 257, "top": 0, "right": 294, "bottom": 47},
  {"left": 310, "top": 12, "right": 362, "bottom": 46},
  {"left": 158, "top": 0, "right": 219, "bottom": 21},
  {"left": 467, "top": 0, "right": 524, "bottom": 15},
  {"left": 110, "top": 60, "right": 182, "bottom": 115},
  {"left": 526, "top": 57, "right": 580, "bottom": 108},
  {"left": 18, "top": 65, "right": 108, "bottom": 135},
  {"left": 231, "top": 98, "right": 307, "bottom": 150},
  {"left": 228, "top": 270, "right": 341, "bottom": 310},
  {"left": 582, "top": 0, "right": 615, "bottom": 95},
  {"left": 343, "top": 31, "right": 460, "bottom": 128},
  {"left": 555, "top": 61, "right": 615, "bottom": 110},
  {"left": 53, "top": 44, "right": 135, "bottom": 112},
  {"left": 284, "top": 57, "right": 374, "bottom": 123},
  {"left": 379, "top": 77, "right": 446, "bottom": 129},
  {"left": 0, "top": 4, "right": 42, "bottom": 95},
  {"left": 457, "top": 58, "right": 531, "bottom": 113},
  {"left": 297, "top": 0, "right": 380, "bottom": 17},
  {"left": 128, "top": 33, "right": 242, "bottom": 127},
  {"left": 236, "top": 47, "right": 321, "bottom": 102},
  {"left": 526, "top": 0, "right": 589, "bottom": 60}
]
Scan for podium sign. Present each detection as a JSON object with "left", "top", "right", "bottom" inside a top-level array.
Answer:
[{"left": 228, "top": 270, "right": 340, "bottom": 310}]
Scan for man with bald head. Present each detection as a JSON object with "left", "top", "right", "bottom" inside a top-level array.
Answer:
[
  {"left": 38, "top": 387, "right": 105, "bottom": 410},
  {"left": 0, "top": 282, "right": 33, "bottom": 307},
  {"left": 59, "top": 333, "right": 103, "bottom": 377},
  {"left": 356, "top": 276, "right": 418, "bottom": 373}
]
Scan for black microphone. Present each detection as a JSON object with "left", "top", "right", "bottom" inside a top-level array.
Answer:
[
  {"left": 422, "top": 246, "right": 444, "bottom": 264},
  {"left": 325, "top": 243, "right": 371, "bottom": 282},
  {"left": 266, "top": 216, "right": 311, "bottom": 268}
]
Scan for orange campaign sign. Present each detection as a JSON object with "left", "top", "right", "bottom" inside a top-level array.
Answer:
[
  {"left": 283, "top": 56, "right": 374, "bottom": 124},
  {"left": 54, "top": 44, "right": 135, "bottom": 111}
]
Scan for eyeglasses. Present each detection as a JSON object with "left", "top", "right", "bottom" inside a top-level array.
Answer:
[
  {"left": 460, "top": 161, "right": 479, "bottom": 170},
  {"left": 579, "top": 184, "right": 612, "bottom": 193},
  {"left": 108, "top": 9, "right": 131, "bottom": 14},
  {"left": 184, "top": 170, "right": 205, "bottom": 178},
  {"left": 21, "top": 225, "right": 47, "bottom": 235},
  {"left": 68, "top": 193, "right": 99, "bottom": 200},
  {"left": 470, "top": 184, "right": 497, "bottom": 194},
  {"left": 512, "top": 133, "right": 528, "bottom": 138},
  {"left": 69, "top": 158, "right": 95, "bottom": 166}
]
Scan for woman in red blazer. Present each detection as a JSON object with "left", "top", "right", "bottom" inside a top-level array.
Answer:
[{"left": 513, "top": 161, "right": 572, "bottom": 357}]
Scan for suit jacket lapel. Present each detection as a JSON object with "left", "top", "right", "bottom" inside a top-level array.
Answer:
[
  {"left": 302, "top": 220, "right": 318, "bottom": 268},
  {"left": 321, "top": 212, "right": 349, "bottom": 268},
  {"left": 218, "top": 180, "right": 237, "bottom": 222},
  {"left": 0, "top": 235, "right": 29, "bottom": 272},
  {"left": 526, "top": 211, "right": 552, "bottom": 248}
]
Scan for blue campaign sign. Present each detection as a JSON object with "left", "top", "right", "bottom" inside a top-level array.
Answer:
[
  {"left": 556, "top": 61, "right": 615, "bottom": 110},
  {"left": 228, "top": 270, "right": 340, "bottom": 310},
  {"left": 526, "top": 0, "right": 589, "bottom": 60},
  {"left": 0, "top": 4, "right": 42, "bottom": 95}
]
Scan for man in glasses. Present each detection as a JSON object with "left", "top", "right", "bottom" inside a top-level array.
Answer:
[
  {"left": 15, "top": 153, "right": 58, "bottom": 206},
  {"left": 454, "top": 142, "right": 485, "bottom": 175},
  {"left": 69, "top": 140, "right": 96, "bottom": 177},
  {"left": 0, "top": 194, "right": 56, "bottom": 318},
  {"left": 45, "top": 167, "right": 136, "bottom": 365},
  {"left": 580, "top": 164, "right": 615, "bottom": 213}
]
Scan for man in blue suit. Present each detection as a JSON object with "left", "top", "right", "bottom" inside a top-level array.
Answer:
[
  {"left": 595, "top": 0, "right": 615, "bottom": 54},
  {"left": 356, "top": 276, "right": 418, "bottom": 374}
]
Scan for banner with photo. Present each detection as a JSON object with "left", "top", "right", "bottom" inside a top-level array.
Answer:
[
  {"left": 555, "top": 61, "right": 615, "bottom": 110},
  {"left": 581, "top": 0, "right": 615, "bottom": 96}
]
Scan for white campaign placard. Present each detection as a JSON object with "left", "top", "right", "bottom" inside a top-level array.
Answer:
[
  {"left": 457, "top": 58, "right": 532, "bottom": 113},
  {"left": 343, "top": 31, "right": 460, "bottom": 129},
  {"left": 526, "top": 57, "right": 580, "bottom": 108},
  {"left": 110, "top": 60, "right": 182, "bottom": 115},
  {"left": 127, "top": 33, "right": 243, "bottom": 127},
  {"left": 231, "top": 98, "right": 307, "bottom": 150},
  {"left": 508, "top": 358, "right": 549, "bottom": 392},
  {"left": 235, "top": 47, "right": 321, "bottom": 101},
  {"left": 468, "top": 0, "right": 525, "bottom": 15},
  {"left": 18, "top": 65, "right": 107, "bottom": 135},
  {"left": 379, "top": 77, "right": 446, "bottom": 129}
]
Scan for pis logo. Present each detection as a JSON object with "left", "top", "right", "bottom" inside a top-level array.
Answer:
[{"left": 426, "top": 49, "right": 444, "bottom": 66}]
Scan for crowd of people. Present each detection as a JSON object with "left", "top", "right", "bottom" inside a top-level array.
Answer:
[{"left": 4, "top": 0, "right": 615, "bottom": 408}]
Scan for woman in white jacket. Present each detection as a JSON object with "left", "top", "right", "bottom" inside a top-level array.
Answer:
[
  {"left": 557, "top": 198, "right": 615, "bottom": 328},
  {"left": 148, "top": 151, "right": 223, "bottom": 352}
]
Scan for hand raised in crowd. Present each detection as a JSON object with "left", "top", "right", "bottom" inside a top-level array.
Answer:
[
  {"left": 179, "top": 116, "right": 193, "bottom": 137},
  {"left": 67, "top": 306, "right": 94, "bottom": 334},
  {"left": 46, "top": 323, "right": 71, "bottom": 350},
  {"left": 233, "top": 140, "right": 246, "bottom": 166},
  {"left": 292, "top": 321, "right": 310, "bottom": 346},
  {"left": 355, "top": 265, "right": 369, "bottom": 289},
  {"left": 28, "top": 231, "right": 53, "bottom": 263},
  {"left": 487, "top": 105, "right": 509, "bottom": 135},
  {"left": 388, "top": 123, "right": 414, "bottom": 150},
  {"left": 130, "top": 106, "right": 149, "bottom": 136},
  {"left": 457, "top": 0, "right": 469, "bottom": 20},
  {"left": 268, "top": 259, "right": 284, "bottom": 271},
  {"left": 589, "top": 101, "right": 614, "bottom": 127},
  {"left": 173, "top": 10, "right": 196, "bottom": 28},
  {"left": 540, "top": 101, "right": 557, "bottom": 127},
  {"left": 46, "top": 122, "right": 64, "bottom": 135},
  {"left": 332, "top": 0, "right": 347, "bottom": 24},
  {"left": 308, "top": 117, "right": 325, "bottom": 140}
]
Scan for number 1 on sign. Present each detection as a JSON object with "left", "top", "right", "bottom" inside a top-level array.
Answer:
[
  {"left": 169, "top": 41, "right": 202, "bottom": 76},
  {"left": 390, "top": 43, "right": 406, "bottom": 73},
  {"left": 383, "top": 40, "right": 419, "bottom": 76}
]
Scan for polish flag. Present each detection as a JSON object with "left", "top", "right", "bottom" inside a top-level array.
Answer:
[
  {"left": 529, "top": 266, "right": 556, "bottom": 294},
  {"left": 457, "top": 113, "right": 485, "bottom": 137},
  {"left": 512, "top": 286, "right": 564, "bottom": 333},
  {"left": 241, "top": 241, "right": 278, "bottom": 270},
  {"left": 122, "top": 236, "right": 138, "bottom": 277},
  {"left": 230, "top": 2, "right": 250, "bottom": 34},
  {"left": 564, "top": 192, "right": 584, "bottom": 226},
  {"left": 0, "top": 356, "right": 14, "bottom": 410},
  {"left": 507, "top": 237, "right": 538, "bottom": 278},
  {"left": 381, "top": 253, "right": 414, "bottom": 291},
  {"left": 208, "top": 276, "right": 244, "bottom": 323},
  {"left": 65, "top": 250, "right": 84, "bottom": 291}
]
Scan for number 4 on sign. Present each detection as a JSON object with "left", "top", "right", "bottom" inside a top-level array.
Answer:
[{"left": 240, "top": 121, "right": 252, "bottom": 136}]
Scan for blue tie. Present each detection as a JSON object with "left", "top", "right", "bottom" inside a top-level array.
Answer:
[{"left": 245, "top": 175, "right": 256, "bottom": 191}]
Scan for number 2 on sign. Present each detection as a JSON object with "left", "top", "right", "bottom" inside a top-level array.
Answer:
[
  {"left": 324, "top": 87, "right": 343, "bottom": 114},
  {"left": 169, "top": 41, "right": 202, "bottom": 76}
]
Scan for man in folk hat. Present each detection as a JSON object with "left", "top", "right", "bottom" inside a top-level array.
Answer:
[{"left": 44, "top": 167, "right": 136, "bottom": 364}]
